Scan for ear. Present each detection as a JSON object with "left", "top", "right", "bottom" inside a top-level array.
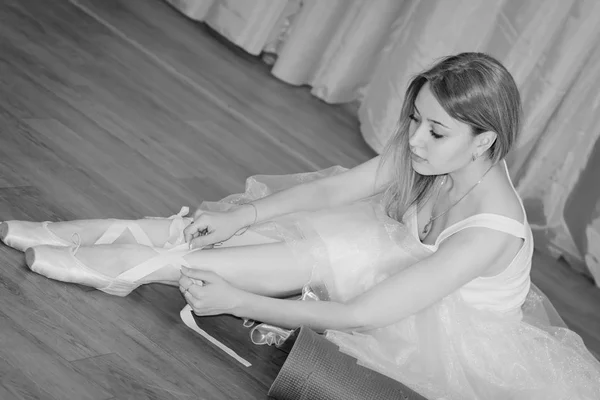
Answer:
[{"left": 475, "top": 131, "right": 497, "bottom": 155}]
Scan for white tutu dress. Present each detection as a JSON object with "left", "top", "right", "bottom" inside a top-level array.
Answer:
[{"left": 198, "top": 164, "right": 600, "bottom": 400}]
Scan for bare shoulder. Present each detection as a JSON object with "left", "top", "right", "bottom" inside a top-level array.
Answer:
[{"left": 476, "top": 165, "right": 525, "bottom": 223}]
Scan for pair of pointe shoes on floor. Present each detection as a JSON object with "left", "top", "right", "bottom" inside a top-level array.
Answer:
[{"left": 0, "top": 208, "right": 193, "bottom": 296}]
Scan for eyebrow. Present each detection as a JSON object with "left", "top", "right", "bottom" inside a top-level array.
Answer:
[{"left": 414, "top": 105, "right": 450, "bottom": 129}]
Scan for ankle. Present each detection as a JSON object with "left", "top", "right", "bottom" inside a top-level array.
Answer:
[
  {"left": 48, "top": 219, "right": 111, "bottom": 244},
  {"left": 138, "top": 264, "right": 182, "bottom": 285},
  {"left": 75, "top": 244, "right": 157, "bottom": 278}
]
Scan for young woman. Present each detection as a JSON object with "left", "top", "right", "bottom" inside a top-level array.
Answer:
[{"left": 2, "top": 53, "right": 599, "bottom": 399}]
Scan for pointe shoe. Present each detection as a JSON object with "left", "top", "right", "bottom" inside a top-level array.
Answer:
[
  {"left": 0, "top": 207, "right": 191, "bottom": 252},
  {"left": 25, "top": 243, "right": 192, "bottom": 297},
  {"left": 0, "top": 221, "right": 74, "bottom": 252}
]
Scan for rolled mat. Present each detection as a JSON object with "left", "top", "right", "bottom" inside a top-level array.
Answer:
[{"left": 268, "top": 326, "right": 428, "bottom": 400}]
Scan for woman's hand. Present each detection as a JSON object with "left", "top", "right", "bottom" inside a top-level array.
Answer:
[
  {"left": 179, "top": 267, "right": 246, "bottom": 316},
  {"left": 183, "top": 207, "right": 250, "bottom": 249}
]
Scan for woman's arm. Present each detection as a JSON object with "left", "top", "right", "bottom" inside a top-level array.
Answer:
[
  {"left": 231, "top": 228, "right": 520, "bottom": 331},
  {"left": 232, "top": 155, "right": 394, "bottom": 226}
]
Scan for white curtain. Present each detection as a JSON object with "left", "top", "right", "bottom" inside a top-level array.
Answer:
[
  {"left": 268, "top": 0, "right": 405, "bottom": 103},
  {"left": 165, "top": 0, "right": 290, "bottom": 55},
  {"left": 168, "top": 0, "right": 600, "bottom": 285}
]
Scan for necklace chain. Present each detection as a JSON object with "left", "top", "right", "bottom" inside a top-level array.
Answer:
[{"left": 422, "top": 163, "right": 495, "bottom": 236}]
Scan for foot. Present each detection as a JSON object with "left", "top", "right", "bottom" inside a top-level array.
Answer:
[
  {"left": 46, "top": 219, "right": 173, "bottom": 247},
  {"left": 25, "top": 243, "right": 191, "bottom": 296},
  {"left": 69, "top": 244, "right": 160, "bottom": 278},
  {"left": 1, "top": 207, "right": 192, "bottom": 252},
  {"left": 73, "top": 244, "right": 183, "bottom": 284}
]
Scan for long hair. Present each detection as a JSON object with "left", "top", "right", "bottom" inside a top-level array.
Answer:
[{"left": 380, "top": 52, "right": 522, "bottom": 221}]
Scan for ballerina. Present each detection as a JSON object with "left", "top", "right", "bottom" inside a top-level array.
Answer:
[{"left": 2, "top": 52, "right": 600, "bottom": 399}]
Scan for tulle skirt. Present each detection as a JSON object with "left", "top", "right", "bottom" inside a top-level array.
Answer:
[{"left": 199, "top": 167, "right": 600, "bottom": 400}]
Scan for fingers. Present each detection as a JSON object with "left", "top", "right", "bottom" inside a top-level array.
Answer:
[
  {"left": 180, "top": 274, "right": 216, "bottom": 316},
  {"left": 183, "top": 219, "right": 200, "bottom": 243},
  {"left": 183, "top": 290, "right": 217, "bottom": 316},
  {"left": 183, "top": 289, "right": 196, "bottom": 303},
  {"left": 180, "top": 269, "right": 231, "bottom": 317},
  {"left": 184, "top": 221, "right": 211, "bottom": 246},
  {"left": 179, "top": 272, "right": 205, "bottom": 288},
  {"left": 179, "top": 274, "right": 204, "bottom": 300},
  {"left": 184, "top": 213, "right": 218, "bottom": 248},
  {"left": 184, "top": 224, "right": 208, "bottom": 244},
  {"left": 183, "top": 289, "right": 204, "bottom": 312},
  {"left": 178, "top": 275, "right": 195, "bottom": 291},
  {"left": 189, "top": 236, "right": 223, "bottom": 250},
  {"left": 189, "top": 235, "right": 212, "bottom": 250}
]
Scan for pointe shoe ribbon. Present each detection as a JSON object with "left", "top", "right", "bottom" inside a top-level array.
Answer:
[
  {"left": 94, "top": 222, "right": 153, "bottom": 247},
  {"left": 78, "top": 207, "right": 193, "bottom": 248},
  {"left": 26, "top": 242, "right": 193, "bottom": 297},
  {"left": 145, "top": 207, "right": 192, "bottom": 249},
  {"left": 0, "top": 207, "right": 192, "bottom": 252}
]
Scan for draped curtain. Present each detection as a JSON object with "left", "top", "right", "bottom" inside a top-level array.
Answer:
[{"left": 167, "top": 0, "right": 600, "bottom": 286}]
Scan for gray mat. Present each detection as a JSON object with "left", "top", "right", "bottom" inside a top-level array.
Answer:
[{"left": 268, "top": 327, "right": 428, "bottom": 400}]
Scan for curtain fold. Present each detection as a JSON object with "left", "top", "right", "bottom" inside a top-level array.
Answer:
[
  {"left": 516, "top": 38, "right": 600, "bottom": 280},
  {"left": 166, "top": 0, "right": 289, "bottom": 55},
  {"left": 357, "top": 0, "right": 507, "bottom": 151},
  {"left": 270, "top": 0, "right": 406, "bottom": 103},
  {"left": 166, "top": 0, "right": 600, "bottom": 285}
]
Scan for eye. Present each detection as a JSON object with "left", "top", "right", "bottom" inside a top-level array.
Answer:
[
  {"left": 410, "top": 113, "right": 444, "bottom": 139},
  {"left": 430, "top": 130, "right": 443, "bottom": 139}
]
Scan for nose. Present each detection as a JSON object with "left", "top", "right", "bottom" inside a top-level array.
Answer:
[{"left": 408, "top": 120, "right": 427, "bottom": 148}]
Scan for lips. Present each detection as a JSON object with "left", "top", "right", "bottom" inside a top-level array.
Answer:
[{"left": 410, "top": 151, "right": 426, "bottom": 162}]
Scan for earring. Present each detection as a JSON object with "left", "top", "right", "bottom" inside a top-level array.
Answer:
[{"left": 472, "top": 153, "right": 478, "bottom": 162}]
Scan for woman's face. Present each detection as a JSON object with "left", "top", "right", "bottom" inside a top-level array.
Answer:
[{"left": 408, "top": 83, "right": 477, "bottom": 176}]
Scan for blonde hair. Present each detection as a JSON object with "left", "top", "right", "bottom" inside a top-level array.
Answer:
[{"left": 381, "top": 52, "right": 522, "bottom": 221}]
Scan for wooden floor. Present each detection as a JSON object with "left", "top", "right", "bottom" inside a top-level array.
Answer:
[{"left": 0, "top": 0, "right": 599, "bottom": 399}]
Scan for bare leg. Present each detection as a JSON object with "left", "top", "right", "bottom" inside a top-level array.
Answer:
[
  {"left": 137, "top": 230, "right": 309, "bottom": 297},
  {"left": 32, "top": 230, "right": 309, "bottom": 297},
  {"left": 136, "top": 242, "right": 306, "bottom": 297},
  {"left": 185, "top": 242, "right": 307, "bottom": 297},
  {"left": 184, "top": 230, "right": 308, "bottom": 297}
]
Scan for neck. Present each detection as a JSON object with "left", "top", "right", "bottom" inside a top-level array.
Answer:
[{"left": 445, "top": 159, "right": 496, "bottom": 199}]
